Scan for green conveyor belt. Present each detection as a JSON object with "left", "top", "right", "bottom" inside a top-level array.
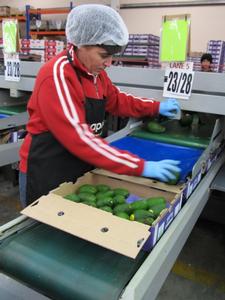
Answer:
[
  {"left": 0, "top": 222, "right": 148, "bottom": 300},
  {"left": 131, "top": 119, "right": 213, "bottom": 149},
  {"left": 0, "top": 104, "right": 27, "bottom": 115}
]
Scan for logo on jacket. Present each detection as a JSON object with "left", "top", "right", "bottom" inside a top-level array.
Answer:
[{"left": 90, "top": 121, "right": 105, "bottom": 135}]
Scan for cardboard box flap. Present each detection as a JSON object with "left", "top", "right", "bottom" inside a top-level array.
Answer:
[
  {"left": 21, "top": 194, "right": 150, "bottom": 259},
  {"left": 92, "top": 169, "right": 184, "bottom": 194}
]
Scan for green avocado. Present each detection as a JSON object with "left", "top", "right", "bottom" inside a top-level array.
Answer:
[
  {"left": 113, "top": 195, "right": 126, "bottom": 206},
  {"left": 113, "top": 188, "right": 129, "bottom": 198},
  {"left": 96, "top": 190, "right": 115, "bottom": 199},
  {"left": 130, "top": 200, "right": 148, "bottom": 211},
  {"left": 82, "top": 201, "right": 97, "bottom": 208},
  {"left": 78, "top": 192, "right": 96, "bottom": 202},
  {"left": 96, "top": 197, "right": 114, "bottom": 207},
  {"left": 96, "top": 184, "right": 111, "bottom": 193},
  {"left": 78, "top": 184, "right": 97, "bottom": 194},
  {"left": 114, "top": 211, "right": 130, "bottom": 220},
  {"left": 113, "top": 203, "right": 133, "bottom": 215},
  {"left": 64, "top": 193, "right": 81, "bottom": 202},
  {"left": 143, "top": 217, "right": 155, "bottom": 226},
  {"left": 150, "top": 203, "right": 167, "bottom": 218},
  {"left": 99, "top": 206, "right": 113, "bottom": 213},
  {"left": 146, "top": 120, "right": 166, "bottom": 133},
  {"left": 167, "top": 171, "right": 180, "bottom": 185},
  {"left": 130, "top": 209, "right": 155, "bottom": 221},
  {"left": 179, "top": 113, "right": 193, "bottom": 127},
  {"left": 145, "top": 197, "right": 166, "bottom": 209}
]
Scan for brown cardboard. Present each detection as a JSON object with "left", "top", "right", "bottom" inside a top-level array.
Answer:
[
  {"left": 92, "top": 169, "right": 184, "bottom": 195},
  {"left": 22, "top": 194, "right": 150, "bottom": 258},
  {"left": 21, "top": 171, "right": 176, "bottom": 258},
  {"left": 52, "top": 171, "right": 175, "bottom": 201}
]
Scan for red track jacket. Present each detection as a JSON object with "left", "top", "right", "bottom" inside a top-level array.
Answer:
[{"left": 19, "top": 46, "right": 160, "bottom": 176}]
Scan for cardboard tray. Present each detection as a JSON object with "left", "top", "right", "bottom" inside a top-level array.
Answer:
[{"left": 21, "top": 171, "right": 181, "bottom": 259}]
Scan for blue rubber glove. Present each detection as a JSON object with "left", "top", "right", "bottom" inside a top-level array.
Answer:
[
  {"left": 141, "top": 160, "right": 181, "bottom": 182},
  {"left": 159, "top": 98, "right": 180, "bottom": 118}
]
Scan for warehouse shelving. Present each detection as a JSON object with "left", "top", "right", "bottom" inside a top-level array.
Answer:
[
  {"left": 25, "top": 4, "right": 73, "bottom": 39},
  {"left": 0, "top": 16, "right": 25, "bottom": 22}
]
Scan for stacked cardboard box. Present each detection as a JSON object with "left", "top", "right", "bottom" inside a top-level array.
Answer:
[
  {"left": 120, "top": 34, "right": 161, "bottom": 68},
  {"left": 0, "top": 6, "right": 10, "bottom": 17},
  {"left": 187, "top": 52, "right": 203, "bottom": 71},
  {"left": 20, "top": 39, "right": 65, "bottom": 62},
  {"left": 207, "top": 40, "right": 225, "bottom": 72}
]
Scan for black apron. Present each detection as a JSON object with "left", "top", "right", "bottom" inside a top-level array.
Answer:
[{"left": 26, "top": 52, "right": 107, "bottom": 204}]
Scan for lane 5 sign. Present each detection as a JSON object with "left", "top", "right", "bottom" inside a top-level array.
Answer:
[
  {"left": 163, "top": 62, "right": 194, "bottom": 99},
  {"left": 4, "top": 57, "right": 21, "bottom": 82}
]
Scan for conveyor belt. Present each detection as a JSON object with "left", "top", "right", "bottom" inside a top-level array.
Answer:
[
  {"left": 0, "top": 222, "right": 148, "bottom": 300},
  {"left": 131, "top": 119, "right": 213, "bottom": 149},
  {"left": 111, "top": 136, "right": 203, "bottom": 182},
  {"left": 0, "top": 104, "right": 27, "bottom": 115}
]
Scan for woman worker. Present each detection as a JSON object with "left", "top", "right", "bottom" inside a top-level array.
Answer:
[{"left": 19, "top": 4, "right": 181, "bottom": 207}]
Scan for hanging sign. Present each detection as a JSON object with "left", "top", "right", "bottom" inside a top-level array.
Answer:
[
  {"left": 2, "top": 19, "right": 19, "bottom": 53},
  {"left": 163, "top": 62, "right": 194, "bottom": 99},
  {"left": 160, "top": 14, "right": 191, "bottom": 62}
]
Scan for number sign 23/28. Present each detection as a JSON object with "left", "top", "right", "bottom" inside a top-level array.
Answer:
[
  {"left": 4, "top": 58, "right": 21, "bottom": 82},
  {"left": 163, "top": 67, "right": 194, "bottom": 99}
]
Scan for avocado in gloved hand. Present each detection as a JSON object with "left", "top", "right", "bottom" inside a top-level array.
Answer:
[{"left": 167, "top": 171, "right": 181, "bottom": 185}]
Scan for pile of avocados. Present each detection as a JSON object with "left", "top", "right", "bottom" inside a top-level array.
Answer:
[{"left": 64, "top": 184, "right": 168, "bottom": 226}]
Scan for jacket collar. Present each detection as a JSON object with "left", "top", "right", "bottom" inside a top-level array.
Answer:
[{"left": 67, "top": 44, "right": 96, "bottom": 78}]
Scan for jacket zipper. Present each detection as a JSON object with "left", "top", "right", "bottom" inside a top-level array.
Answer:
[{"left": 93, "top": 75, "right": 99, "bottom": 98}]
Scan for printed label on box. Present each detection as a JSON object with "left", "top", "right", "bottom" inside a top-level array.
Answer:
[
  {"left": 165, "top": 211, "right": 174, "bottom": 229},
  {"left": 157, "top": 222, "right": 165, "bottom": 240}
]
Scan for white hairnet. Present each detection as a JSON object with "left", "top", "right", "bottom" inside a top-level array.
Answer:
[{"left": 66, "top": 4, "right": 128, "bottom": 47}]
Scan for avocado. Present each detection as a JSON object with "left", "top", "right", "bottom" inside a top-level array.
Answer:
[
  {"left": 130, "top": 209, "right": 155, "bottom": 221},
  {"left": 179, "top": 113, "right": 193, "bottom": 127},
  {"left": 96, "top": 197, "right": 114, "bottom": 207},
  {"left": 145, "top": 197, "right": 166, "bottom": 209},
  {"left": 146, "top": 120, "right": 166, "bottom": 133},
  {"left": 114, "top": 211, "right": 130, "bottom": 220},
  {"left": 78, "top": 192, "right": 96, "bottom": 202},
  {"left": 99, "top": 206, "right": 113, "bottom": 213},
  {"left": 64, "top": 193, "right": 81, "bottom": 202},
  {"left": 113, "top": 195, "right": 126, "bottom": 206},
  {"left": 130, "top": 199, "right": 148, "bottom": 211},
  {"left": 96, "top": 184, "right": 110, "bottom": 193},
  {"left": 113, "top": 188, "right": 129, "bottom": 198},
  {"left": 78, "top": 184, "right": 97, "bottom": 194},
  {"left": 96, "top": 190, "right": 115, "bottom": 200},
  {"left": 82, "top": 201, "right": 97, "bottom": 208},
  {"left": 167, "top": 171, "right": 180, "bottom": 185},
  {"left": 150, "top": 203, "right": 167, "bottom": 218},
  {"left": 143, "top": 217, "right": 155, "bottom": 226},
  {"left": 113, "top": 203, "right": 133, "bottom": 215}
]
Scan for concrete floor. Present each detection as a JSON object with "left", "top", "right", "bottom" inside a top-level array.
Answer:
[
  {"left": 0, "top": 169, "right": 225, "bottom": 300},
  {"left": 157, "top": 218, "right": 225, "bottom": 300}
]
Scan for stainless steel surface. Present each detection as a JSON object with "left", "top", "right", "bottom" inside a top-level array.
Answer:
[
  {"left": 0, "top": 141, "right": 23, "bottom": 167},
  {"left": 210, "top": 162, "right": 225, "bottom": 192},
  {"left": 0, "top": 112, "right": 28, "bottom": 130}
]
